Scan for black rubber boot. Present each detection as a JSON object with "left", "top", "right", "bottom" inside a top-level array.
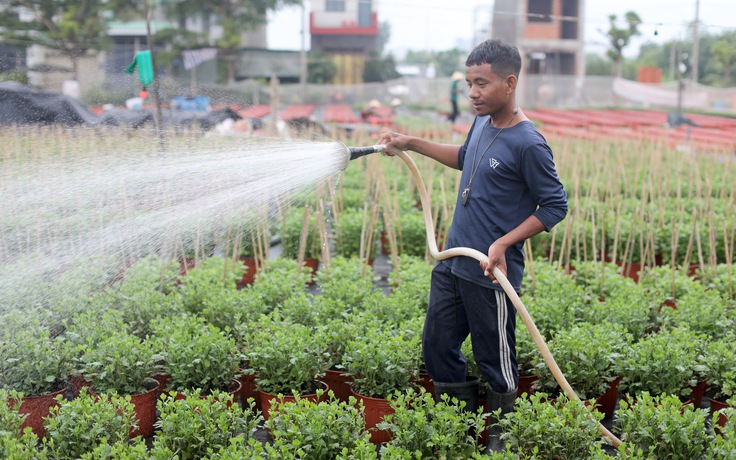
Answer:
[
  {"left": 432, "top": 378, "right": 480, "bottom": 413},
  {"left": 485, "top": 385, "right": 517, "bottom": 453}
]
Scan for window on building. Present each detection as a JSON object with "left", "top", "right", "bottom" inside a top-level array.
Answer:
[
  {"left": 358, "top": 0, "right": 372, "bottom": 26},
  {"left": 528, "top": 0, "right": 553, "bottom": 23},
  {"left": 326, "top": 0, "right": 345, "bottom": 12}
]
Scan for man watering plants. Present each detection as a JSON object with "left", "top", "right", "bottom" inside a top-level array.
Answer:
[{"left": 377, "top": 39, "right": 568, "bottom": 453}]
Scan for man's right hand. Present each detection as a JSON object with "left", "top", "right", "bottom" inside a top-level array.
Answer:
[{"left": 377, "top": 131, "right": 411, "bottom": 157}]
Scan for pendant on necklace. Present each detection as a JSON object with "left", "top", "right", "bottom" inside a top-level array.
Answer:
[{"left": 461, "top": 187, "right": 470, "bottom": 206}]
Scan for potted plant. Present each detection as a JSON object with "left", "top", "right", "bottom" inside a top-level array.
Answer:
[
  {"left": 264, "top": 392, "right": 372, "bottom": 457},
  {"left": 342, "top": 325, "right": 422, "bottom": 444},
  {"left": 334, "top": 207, "right": 379, "bottom": 263},
  {"left": 0, "top": 314, "right": 71, "bottom": 438},
  {"left": 152, "top": 390, "right": 261, "bottom": 460},
  {"left": 497, "top": 392, "right": 607, "bottom": 459},
  {"left": 378, "top": 389, "right": 486, "bottom": 457},
  {"left": 704, "top": 334, "right": 736, "bottom": 427},
  {"left": 1, "top": 390, "right": 49, "bottom": 459},
  {"left": 43, "top": 388, "right": 137, "bottom": 459},
  {"left": 515, "top": 321, "right": 541, "bottom": 396},
  {"left": 532, "top": 323, "right": 632, "bottom": 419},
  {"left": 247, "top": 258, "right": 310, "bottom": 310},
  {"left": 247, "top": 319, "right": 329, "bottom": 420},
  {"left": 577, "top": 277, "right": 659, "bottom": 341},
  {"left": 279, "top": 206, "right": 321, "bottom": 276},
  {"left": 615, "top": 392, "right": 710, "bottom": 459},
  {"left": 617, "top": 327, "right": 708, "bottom": 400},
  {"left": 316, "top": 256, "right": 378, "bottom": 315},
  {"left": 659, "top": 285, "right": 735, "bottom": 339},
  {"left": 176, "top": 255, "right": 244, "bottom": 317},
  {"left": 79, "top": 331, "right": 162, "bottom": 437},
  {"left": 151, "top": 315, "right": 242, "bottom": 397},
  {"left": 638, "top": 265, "right": 699, "bottom": 308},
  {"left": 314, "top": 318, "right": 367, "bottom": 402}
]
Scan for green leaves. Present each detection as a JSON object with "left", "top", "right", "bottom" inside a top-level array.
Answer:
[
  {"left": 80, "top": 331, "right": 159, "bottom": 395},
  {"left": 44, "top": 389, "right": 136, "bottom": 460},
  {"left": 151, "top": 315, "right": 241, "bottom": 394},
  {"left": 153, "top": 390, "right": 260, "bottom": 460},
  {"left": 343, "top": 326, "right": 421, "bottom": 399},
  {"left": 378, "top": 389, "right": 486, "bottom": 458},
  {"left": 618, "top": 327, "right": 707, "bottom": 398},
  {"left": 265, "top": 393, "right": 371, "bottom": 458},
  {"left": 500, "top": 393, "right": 606, "bottom": 460},
  {"left": 616, "top": 392, "right": 710, "bottom": 459},
  {"left": 247, "top": 320, "right": 328, "bottom": 395},
  {"left": 534, "top": 323, "right": 633, "bottom": 399}
]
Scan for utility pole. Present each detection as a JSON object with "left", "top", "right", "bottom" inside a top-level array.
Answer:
[
  {"left": 144, "top": 0, "right": 165, "bottom": 151},
  {"left": 299, "top": 2, "right": 308, "bottom": 103},
  {"left": 691, "top": 0, "right": 700, "bottom": 84}
]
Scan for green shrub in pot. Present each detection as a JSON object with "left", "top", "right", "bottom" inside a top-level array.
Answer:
[
  {"left": 0, "top": 314, "right": 69, "bottom": 396},
  {"left": 80, "top": 439, "right": 173, "bottom": 460},
  {"left": 151, "top": 315, "right": 241, "bottom": 394},
  {"left": 80, "top": 331, "right": 161, "bottom": 396},
  {"left": 248, "top": 258, "right": 310, "bottom": 309},
  {"left": 704, "top": 334, "right": 736, "bottom": 403},
  {"left": 387, "top": 255, "right": 433, "bottom": 312},
  {"left": 152, "top": 390, "right": 261, "bottom": 460},
  {"left": 617, "top": 327, "right": 708, "bottom": 399},
  {"left": 639, "top": 265, "right": 699, "bottom": 304},
  {"left": 570, "top": 260, "right": 638, "bottom": 299},
  {"left": 334, "top": 207, "right": 380, "bottom": 260},
  {"left": 280, "top": 206, "right": 321, "bottom": 260},
  {"left": 615, "top": 392, "right": 710, "bottom": 459},
  {"left": 395, "top": 209, "right": 428, "bottom": 258},
  {"left": 1, "top": 390, "right": 47, "bottom": 459},
  {"left": 660, "top": 285, "right": 735, "bottom": 340},
  {"left": 264, "top": 391, "right": 371, "bottom": 457},
  {"left": 498, "top": 392, "right": 607, "bottom": 460},
  {"left": 43, "top": 388, "right": 136, "bottom": 459},
  {"left": 707, "top": 400, "right": 736, "bottom": 460},
  {"left": 316, "top": 256, "right": 377, "bottom": 316},
  {"left": 579, "top": 282, "right": 658, "bottom": 341},
  {"left": 378, "top": 389, "right": 486, "bottom": 456},
  {"left": 247, "top": 319, "right": 329, "bottom": 395},
  {"left": 521, "top": 277, "right": 586, "bottom": 339},
  {"left": 177, "top": 255, "right": 244, "bottom": 316},
  {"left": 533, "top": 323, "right": 632, "bottom": 399},
  {"left": 342, "top": 325, "right": 421, "bottom": 399}
]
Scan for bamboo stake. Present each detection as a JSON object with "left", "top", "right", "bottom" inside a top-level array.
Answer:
[{"left": 296, "top": 205, "right": 311, "bottom": 280}]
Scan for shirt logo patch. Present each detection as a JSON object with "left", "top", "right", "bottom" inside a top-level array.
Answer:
[{"left": 489, "top": 158, "right": 500, "bottom": 169}]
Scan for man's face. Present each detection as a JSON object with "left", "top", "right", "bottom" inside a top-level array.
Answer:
[{"left": 465, "top": 64, "right": 511, "bottom": 117}]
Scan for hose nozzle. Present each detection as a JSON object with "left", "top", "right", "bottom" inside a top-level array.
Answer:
[{"left": 348, "top": 145, "right": 385, "bottom": 161}]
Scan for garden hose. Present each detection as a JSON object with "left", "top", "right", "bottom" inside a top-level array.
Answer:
[{"left": 347, "top": 144, "right": 622, "bottom": 448}]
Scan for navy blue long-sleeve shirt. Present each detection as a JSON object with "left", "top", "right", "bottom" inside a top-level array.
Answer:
[{"left": 442, "top": 117, "right": 568, "bottom": 292}]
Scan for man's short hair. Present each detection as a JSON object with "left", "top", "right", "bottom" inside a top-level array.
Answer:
[{"left": 465, "top": 40, "right": 522, "bottom": 78}]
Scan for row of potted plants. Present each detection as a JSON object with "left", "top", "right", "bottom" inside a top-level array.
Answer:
[{"left": 2, "top": 251, "right": 735, "bottom": 455}]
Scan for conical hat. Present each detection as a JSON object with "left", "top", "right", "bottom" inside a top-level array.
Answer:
[{"left": 451, "top": 71, "right": 464, "bottom": 81}]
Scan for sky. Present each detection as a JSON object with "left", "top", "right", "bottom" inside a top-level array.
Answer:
[{"left": 267, "top": 0, "right": 735, "bottom": 59}]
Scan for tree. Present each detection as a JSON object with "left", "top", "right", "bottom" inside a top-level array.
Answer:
[
  {"left": 362, "top": 53, "right": 400, "bottom": 83},
  {"left": 604, "top": 11, "right": 641, "bottom": 77},
  {"left": 307, "top": 50, "right": 336, "bottom": 84},
  {"left": 712, "top": 33, "right": 736, "bottom": 87},
  {"left": 197, "top": 0, "right": 302, "bottom": 84},
  {"left": 0, "top": 0, "right": 109, "bottom": 80},
  {"left": 111, "top": 0, "right": 301, "bottom": 84}
]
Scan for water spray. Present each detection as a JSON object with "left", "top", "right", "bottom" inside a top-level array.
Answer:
[{"left": 344, "top": 144, "right": 622, "bottom": 448}]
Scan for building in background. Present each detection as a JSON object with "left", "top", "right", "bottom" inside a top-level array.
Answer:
[
  {"left": 492, "top": 0, "right": 585, "bottom": 106},
  {"left": 310, "top": 0, "right": 380, "bottom": 85}
]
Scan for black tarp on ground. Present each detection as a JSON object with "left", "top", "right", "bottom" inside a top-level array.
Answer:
[
  {"left": 0, "top": 82, "right": 241, "bottom": 130},
  {"left": 0, "top": 81, "right": 105, "bottom": 126}
]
